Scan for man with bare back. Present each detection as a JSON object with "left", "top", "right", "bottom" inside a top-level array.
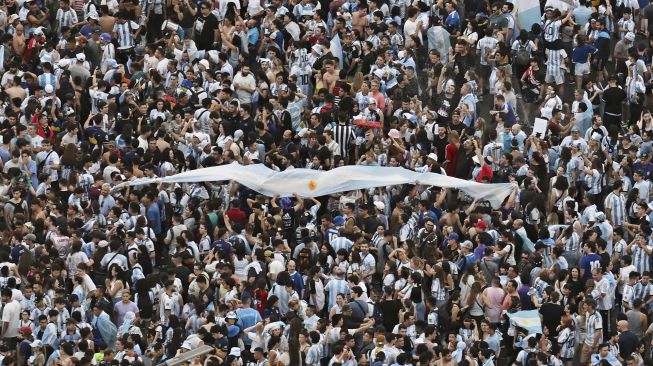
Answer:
[
  {"left": 352, "top": 6, "right": 368, "bottom": 35},
  {"left": 322, "top": 60, "right": 338, "bottom": 94}
]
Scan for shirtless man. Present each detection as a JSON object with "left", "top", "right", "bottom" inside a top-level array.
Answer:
[
  {"left": 351, "top": 6, "right": 368, "bottom": 35},
  {"left": 12, "top": 23, "right": 25, "bottom": 56},
  {"left": 5, "top": 76, "right": 26, "bottom": 101},
  {"left": 322, "top": 60, "right": 338, "bottom": 93}
]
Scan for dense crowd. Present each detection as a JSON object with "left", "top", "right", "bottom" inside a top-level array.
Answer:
[{"left": 5, "top": 0, "right": 653, "bottom": 366}]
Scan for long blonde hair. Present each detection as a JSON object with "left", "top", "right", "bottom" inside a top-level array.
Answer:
[{"left": 352, "top": 72, "right": 364, "bottom": 93}]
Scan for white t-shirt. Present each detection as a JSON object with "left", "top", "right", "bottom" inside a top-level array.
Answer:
[{"left": 1, "top": 299, "right": 21, "bottom": 337}]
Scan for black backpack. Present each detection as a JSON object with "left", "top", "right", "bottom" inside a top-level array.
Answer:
[
  {"left": 371, "top": 302, "right": 384, "bottom": 326},
  {"left": 136, "top": 291, "right": 153, "bottom": 320},
  {"left": 7, "top": 199, "right": 25, "bottom": 216},
  {"left": 297, "top": 247, "right": 314, "bottom": 272}
]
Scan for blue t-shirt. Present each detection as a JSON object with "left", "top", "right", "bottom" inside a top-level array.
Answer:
[
  {"left": 146, "top": 204, "right": 162, "bottom": 235},
  {"left": 572, "top": 7, "right": 593, "bottom": 26},
  {"left": 580, "top": 253, "right": 602, "bottom": 280},
  {"left": 571, "top": 44, "right": 598, "bottom": 64}
]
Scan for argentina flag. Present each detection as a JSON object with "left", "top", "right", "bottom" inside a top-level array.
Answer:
[{"left": 507, "top": 310, "right": 542, "bottom": 334}]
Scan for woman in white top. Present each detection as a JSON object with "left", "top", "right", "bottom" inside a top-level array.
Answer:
[
  {"left": 462, "top": 20, "right": 479, "bottom": 47},
  {"left": 540, "top": 84, "right": 563, "bottom": 119},
  {"left": 328, "top": 293, "right": 346, "bottom": 321},
  {"left": 105, "top": 264, "right": 126, "bottom": 304},
  {"left": 232, "top": 245, "right": 249, "bottom": 282},
  {"left": 149, "top": 99, "right": 169, "bottom": 122},
  {"left": 215, "top": 123, "right": 231, "bottom": 150}
]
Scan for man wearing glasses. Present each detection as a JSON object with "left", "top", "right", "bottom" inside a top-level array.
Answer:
[{"left": 193, "top": 1, "right": 219, "bottom": 51}]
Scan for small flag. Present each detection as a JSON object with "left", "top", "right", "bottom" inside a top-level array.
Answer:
[{"left": 507, "top": 310, "right": 542, "bottom": 334}]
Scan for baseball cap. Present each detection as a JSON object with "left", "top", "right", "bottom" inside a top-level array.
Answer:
[
  {"left": 625, "top": 32, "right": 636, "bottom": 41},
  {"left": 30, "top": 340, "right": 43, "bottom": 348},
  {"left": 373, "top": 201, "right": 385, "bottom": 211},
  {"left": 461, "top": 240, "right": 473, "bottom": 249},
  {"left": 427, "top": 153, "right": 438, "bottom": 161},
  {"left": 447, "top": 232, "right": 459, "bottom": 241},
  {"left": 199, "top": 59, "right": 210, "bottom": 69},
  {"left": 333, "top": 216, "right": 345, "bottom": 226},
  {"left": 474, "top": 221, "right": 488, "bottom": 230},
  {"left": 106, "top": 59, "right": 118, "bottom": 68},
  {"left": 100, "top": 33, "right": 112, "bottom": 42},
  {"left": 76, "top": 53, "right": 86, "bottom": 62}
]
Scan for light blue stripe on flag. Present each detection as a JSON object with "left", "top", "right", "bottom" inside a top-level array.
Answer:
[
  {"left": 510, "top": 0, "right": 542, "bottom": 32},
  {"left": 508, "top": 310, "right": 542, "bottom": 334}
]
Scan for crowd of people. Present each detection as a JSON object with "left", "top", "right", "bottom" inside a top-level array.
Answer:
[{"left": 5, "top": 0, "right": 653, "bottom": 365}]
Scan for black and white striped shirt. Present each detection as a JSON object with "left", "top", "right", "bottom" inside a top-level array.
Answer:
[
  {"left": 56, "top": 8, "right": 78, "bottom": 35},
  {"left": 583, "top": 311, "right": 603, "bottom": 346},
  {"left": 113, "top": 20, "right": 139, "bottom": 49},
  {"left": 332, "top": 123, "right": 355, "bottom": 158}
]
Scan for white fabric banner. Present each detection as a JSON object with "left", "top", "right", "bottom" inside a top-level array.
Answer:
[{"left": 126, "top": 163, "right": 515, "bottom": 208}]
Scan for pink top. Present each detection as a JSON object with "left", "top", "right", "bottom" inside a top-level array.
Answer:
[{"left": 484, "top": 286, "right": 506, "bottom": 323}]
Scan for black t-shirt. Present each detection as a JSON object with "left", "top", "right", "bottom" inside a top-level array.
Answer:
[
  {"left": 257, "top": 132, "right": 275, "bottom": 151},
  {"left": 602, "top": 86, "right": 626, "bottom": 115},
  {"left": 453, "top": 53, "right": 475, "bottom": 86},
  {"left": 194, "top": 13, "right": 218, "bottom": 50},
  {"left": 645, "top": 5, "right": 653, "bottom": 32},
  {"left": 282, "top": 207, "right": 297, "bottom": 234},
  {"left": 379, "top": 299, "right": 402, "bottom": 331},
  {"left": 434, "top": 93, "right": 460, "bottom": 126},
  {"left": 358, "top": 215, "right": 380, "bottom": 235},
  {"left": 539, "top": 302, "right": 564, "bottom": 337},
  {"left": 433, "top": 133, "right": 448, "bottom": 164},
  {"left": 454, "top": 149, "right": 474, "bottom": 179}
]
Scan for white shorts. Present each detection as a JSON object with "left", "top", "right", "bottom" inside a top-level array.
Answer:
[
  {"left": 545, "top": 72, "right": 564, "bottom": 85},
  {"left": 574, "top": 62, "right": 590, "bottom": 76}
]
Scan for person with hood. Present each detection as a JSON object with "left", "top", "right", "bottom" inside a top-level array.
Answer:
[
  {"left": 117, "top": 311, "right": 140, "bottom": 339},
  {"left": 91, "top": 303, "right": 117, "bottom": 350}
]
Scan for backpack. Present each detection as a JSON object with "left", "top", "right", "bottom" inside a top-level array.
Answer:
[
  {"left": 371, "top": 301, "right": 384, "bottom": 326},
  {"left": 7, "top": 199, "right": 25, "bottom": 216},
  {"left": 515, "top": 42, "right": 530, "bottom": 65},
  {"left": 297, "top": 247, "right": 314, "bottom": 272},
  {"left": 136, "top": 292, "right": 153, "bottom": 320}
]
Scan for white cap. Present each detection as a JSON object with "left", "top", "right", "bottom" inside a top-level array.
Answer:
[
  {"left": 625, "top": 32, "right": 636, "bottom": 41},
  {"left": 76, "top": 53, "right": 86, "bottom": 62},
  {"left": 373, "top": 201, "right": 385, "bottom": 211},
  {"left": 388, "top": 129, "right": 400, "bottom": 139},
  {"left": 199, "top": 59, "right": 209, "bottom": 69},
  {"left": 33, "top": 27, "right": 44, "bottom": 36},
  {"left": 297, "top": 128, "right": 309, "bottom": 138},
  {"left": 229, "top": 348, "right": 241, "bottom": 357},
  {"left": 427, "top": 152, "right": 438, "bottom": 161},
  {"left": 97, "top": 240, "right": 109, "bottom": 248}
]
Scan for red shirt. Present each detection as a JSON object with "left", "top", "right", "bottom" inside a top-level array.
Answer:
[
  {"left": 225, "top": 208, "right": 246, "bottom": 226},
  {"left": 445, "top": 143, "right": 459, "bottom": 176},
  {"left": 476, "top": 164, "right": 494, "bottom": 182}
]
